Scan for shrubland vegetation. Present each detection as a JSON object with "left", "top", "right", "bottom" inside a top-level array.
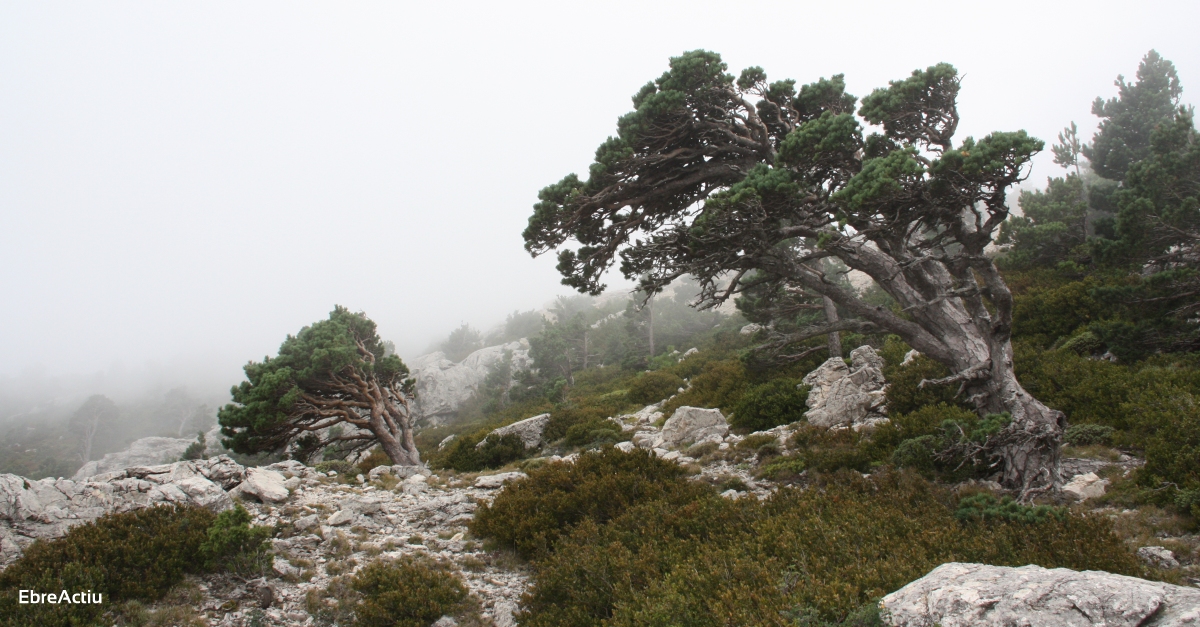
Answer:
[
  {"left": 470, "top": 449, "right": 1143, "bottom": 626},
  {"left": 0, "top": 503, "right": 270, "bottom": 627}
]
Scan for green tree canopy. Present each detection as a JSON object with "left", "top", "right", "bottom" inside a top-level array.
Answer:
[
  {"left": 218, "top": 306, "right": 420, "bottom": 465},
  {"left": 1084, "top": 50, "right": 1183, "bottom": 181},
  {"left": 439, "top": 324, "right": 483, "bottom": 362},
  {"left": 523, "top": 50, "right": 1062, "bottom": 494}
]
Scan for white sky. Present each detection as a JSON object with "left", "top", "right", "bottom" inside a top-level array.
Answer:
[{"left": 1, "top": 0, "right": 1196, "bottom": 398}]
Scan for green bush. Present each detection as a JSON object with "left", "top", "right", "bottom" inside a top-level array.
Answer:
[
  {"left": 1135, "top": 386, "right": 1200, "bottom": 509},
  {"left": 470, "top": 448, "right": 700, "bottom": 558},
  {"left": 883, "top": 353, "right": 972, "bottom": 416},
  {"left": 507, "top": 469, "right": 1142, "bottom": 627},
  {"left": 730, "top": 379, "right": 809, "bottom": 431},
  {"left": 180, "top": 432, "right": 206, "bottom": 461},
  {"left": 563, "top": 419, "right": 622, "bottom": 448},
  {"left": 1064, "top": 424, "right": 1115, "bottom": 446},
  {"left": 0, "top": 505, "right": 216, "bottom": 627},
  {"left": 627, "top": 371, "right": 685, "bottom": 405},
  {"left": 315, "top": 460, "right": 356, "bottom": 475},
  {"left": 433, "top": 432, "right": 527, "bottom": 472},
  {"left": 954, "top": 493, "right": 1065, "bottom": 524},
  {"left": 199, "top": 503, "right": 273, "bottom": 575},
  {"left": 543, "top": 406, "right": 609, "bottom": 443},
  {"left": 347, "top": 556, "right": 468, "bottom": 627},
  {"left": 661, "top": 359, "right": 748, "bottom": 417},
  {"left": 891, "top": 435, "right": 939, "bottom": 473}
]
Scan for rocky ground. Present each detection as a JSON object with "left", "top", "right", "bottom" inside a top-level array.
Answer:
[{"left": 3, "top": 345, "right": 1198, "bottom": 625}]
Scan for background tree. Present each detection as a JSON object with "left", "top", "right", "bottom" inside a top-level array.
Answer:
[
  {"left": 1092, "top": 107, "right": 1200, "bottom": 355},
  {"left": 1084, "top": 50, "right": 1183, "bottom": 182},
  {"left": 524, "top": 51, "right": 1061, "bottom": 494},
  {"left": 70, "top": 394, "right": 118, "bottom": 464},
  {"left": 218, "top": 306, "right": 421, "bottom": 465},
  {"left": 440, "top": 324, "right": 483, "bottom": 362}
]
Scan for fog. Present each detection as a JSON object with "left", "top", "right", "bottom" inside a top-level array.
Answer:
[{"left": 1, "top": 1, "right": 1196, "bottom": 407}]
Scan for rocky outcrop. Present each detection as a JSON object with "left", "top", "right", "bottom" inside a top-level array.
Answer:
[
  {"left": 237, "top": 467, "right": 289, "bottom": 503},
  {"left": 477, "top": 413, "right": 551, "bottom": 450},
  {"left": 0, "top": 455, "right": 245, "bottom": 566},
  {"left": 880, "top": 562, "right": 1200, "bottom": 626},
  {"left": 802, "top": 346, "right": 888, "bottom": 430},
  {"left": 1139, "top": 546, "right": 1181, "bottom": 570},
  {"left": 1062, "top": 472, "right": 1109, "bottom": 500},
  {"left": 660, "top": 406, "right": 729, "bottom": 448},
  {"left": 73, "top": 424, "right": 223, "bottom": 480},
  {"left": 411, "top": 340, "right": 534, "bottom": 425}
]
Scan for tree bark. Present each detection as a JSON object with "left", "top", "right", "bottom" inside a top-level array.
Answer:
[
  {"left": 822, "top": 296, "right": 843, "bottom": 359},
  {"left": 814, "top": 249, "right": 1064, "bottom": 496}
]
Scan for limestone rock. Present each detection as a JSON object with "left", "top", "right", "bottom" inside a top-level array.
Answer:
[
  {"left": 272, "top": 556, "right": 301, "bottom": 578},
  {"left": 478, "top": 413, "right": 551, "bottom": 449},
  {"left": 240, "top": 467, "right": 289, "bottom": 503},
  {"left": 660, "top": 406, "right": 729, "bottom": 448},
  {"left": 326, "top": 510, "right": 354, "bottom": 526},
  {"left": 1062, "top": 472, "right": 1108, "bottom": 501},
  {"left": 432, "top": 618, "right": 459, "bottom": 627},
  {"left": 802, "top": 346, "right": 889, "bottom": 430},
  {"left": 740, "top": 323, "right": 763, "bottom": 335},
  {"left": 474, "top": 472, "right": 527, "bottom": 489},
  {"left": 293, "top": 514, "right": 320, "bottom": 532},
  {"left": 1139, "top": 546, "right": 1181, "bottom": 569},
  {"left": 494, "top": 601, "right": 518, "bottom": 627},
  {"left": 411, "top": 340, "right": 534, "bottom": 425},
  {"left": 615, "top": 441, "right": 635, "bottom": 453},
  {"left": 72, "top": 424, "right": 222, "bottom": 480},
  {"left": 0, "top": 455, "right": 244, "bottom": 566},
  {"left": 880, "top": 562, "right": 1200, "bottom": 627},
  {"left": 610, "top": 403, "right": 665, "bottom": 432}
]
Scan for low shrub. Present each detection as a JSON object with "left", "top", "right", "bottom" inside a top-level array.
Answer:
[
  {"left": 356, "top": 447, "right": 393, "bottom": 476},
  {"left": 470, "top": 448, "right": 700, "bottom": 558},
  {"left": 347, "top": 556, "right": 468, "bottom": 627},
  {"left": 0, "top": 504, "right": 252, "bottom": 627},
  {"left": 508, "top": 469, "right": 1142, "bottom": 627},
  {"left": 180, "top": 432, "right": 206, "bottom": 461},
  {"left": 543, "top": 406, "right": 608, "bottom": 443},
  {"left": 1064, "top": 424, "right": 1115, "bottom": 446},
  {"left": 661, "top": 359, "right": 748, "bottom": 417},
  {"left": 882, "top": 349, "right": 972, "bottom": 416},
  {"left": 1135, "top": 386, "right": 1200, "bottom": 511},
  {"left": 954, "top": 493, "right": 1066, "bottom": 524},
  {"left": 315, "top": 460, "right": 356, "bottom": 475},
  {"left": 433, "top": 432, "right": 527, "bottom": 472},
  {"left": 562, "top": 419, "right": 622, "bottom": 448},
  {"left": 627, "top": 371, "right": 685, "bottom": 405},
  {"left": 199, "top": 503, "right": 273, "bottom": 575},
  {"left": 730, "top": 379, "right": 809, "bottom": 431}
]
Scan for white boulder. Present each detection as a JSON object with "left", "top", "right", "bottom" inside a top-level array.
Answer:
[
  {"left": 660, "top": 406, "right": 729, "bottom": 448},
  {"left": 802, "top": 346, "right": 889, "bottom": 430},
  {"left": 474, "top": 472, "right": 527, "bottom": 489},
  {"left": 880, "top": 562, "right": 1200, "bottom": 626},
  {"left": 73, "top": 425, "right": 222, "bottom": 480},
  {"left": 1061, "top": 472, "right": 1109, "bottom": 500},
  {"left": 478, "top": 413, "right": 551, "bottom": 449},
  {"left": 326, "top": 509, "right": 354, "bottom": 526},
  {"left": 1138, "top": 546, "right": 1181, "bottom": 570},
  {"left": 240, "top": 467, "right": 289, "bottom": 503},
  {"left": 411, "top": 340, "right": 534, "bottom": 425}
]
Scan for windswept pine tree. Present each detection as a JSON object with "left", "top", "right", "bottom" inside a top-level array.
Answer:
[
  {"left": 524, "top": 51, "right": 1063, "bottom": 495},
  {"left": 218, "top": 306, "right": 421, "bottom": 465}
]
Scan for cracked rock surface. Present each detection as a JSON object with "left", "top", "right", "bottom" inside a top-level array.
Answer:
[{"left": 880, "top": 562, "right": 1200, "bottom": 626}]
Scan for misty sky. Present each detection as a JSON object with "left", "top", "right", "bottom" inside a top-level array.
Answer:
[{"left": 1, "top": 1, "right": 1196, "bottom": 398}]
